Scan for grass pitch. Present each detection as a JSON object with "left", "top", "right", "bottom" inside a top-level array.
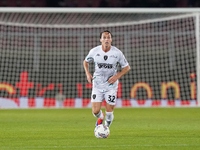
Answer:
[{"left": 0, "top": 108, "right": 200, "bottom": 150}]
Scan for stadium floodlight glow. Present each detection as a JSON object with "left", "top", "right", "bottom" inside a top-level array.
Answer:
[{"left": 0, "top": 8, "right": 199, "bottom": 108}]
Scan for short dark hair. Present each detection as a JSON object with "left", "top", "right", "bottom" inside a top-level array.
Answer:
[{"left": 100, "top": 30, "right": 113, "bottom": 39}]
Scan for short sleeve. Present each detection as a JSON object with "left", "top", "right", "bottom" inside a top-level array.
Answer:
[
  {"left": 118, "top": 51, "right": 129, "bottom": 68},
  {"left": 85, "top": 49, "right": 95, "bottom": 63}
]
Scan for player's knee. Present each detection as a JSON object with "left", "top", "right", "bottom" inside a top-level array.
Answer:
[
  {"left": 105, "top": 105, "right": 114, "bottom": 112},
  {"left": 92, "top": 109, "right": 100, "bottom": 115},
  {"left": 92, "top": 106, "right": 101, "bottom": 115}
]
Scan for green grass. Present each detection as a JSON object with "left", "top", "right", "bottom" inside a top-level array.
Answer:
[{"left": 0, "top": 108, "right": 200, "bottom": 150}]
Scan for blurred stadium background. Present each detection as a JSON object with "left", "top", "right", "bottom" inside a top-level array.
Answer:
[
  {"left": 0, "top": 6, "right": 199, "bottom": 108},
  {"left": 0, "top": 0, "right": 200, "bottom": 7}
]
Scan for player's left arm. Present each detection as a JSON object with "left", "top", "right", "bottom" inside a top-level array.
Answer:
[{"left": 108, "top": 65, "right": 131, "bottom": 84}]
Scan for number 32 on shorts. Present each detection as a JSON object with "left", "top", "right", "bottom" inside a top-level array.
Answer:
[{"left": 108, "top": 95, "right": 116, "bottom": 103}]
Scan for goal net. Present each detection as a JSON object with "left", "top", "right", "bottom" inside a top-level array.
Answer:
[{"left": 0, "top": 8, "right": 199, "bottom": 108}]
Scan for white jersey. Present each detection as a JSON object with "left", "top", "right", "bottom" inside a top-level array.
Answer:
[{"left": 85, "top": 45, "right": 129, "bottom": 92}]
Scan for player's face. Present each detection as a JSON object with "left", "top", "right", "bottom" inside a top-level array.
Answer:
[{"left": 100, "top": 32, "right": 112, "bottom": 48}]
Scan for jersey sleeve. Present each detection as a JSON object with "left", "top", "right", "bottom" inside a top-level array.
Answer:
[
  {"left": 118, "top": 51, "right": 129, "bottom": 68},
  {"left": 85, "top": 49, "right": 95, "bottom": 63}
]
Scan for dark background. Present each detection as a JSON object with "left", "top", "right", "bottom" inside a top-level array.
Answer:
[{"left": 0, "top": 0, "right": 199, "bottom": 7}]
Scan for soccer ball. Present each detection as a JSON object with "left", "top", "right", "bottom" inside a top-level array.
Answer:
[{"left": 94, "top": 124, "right": 110, "bottom": 139}]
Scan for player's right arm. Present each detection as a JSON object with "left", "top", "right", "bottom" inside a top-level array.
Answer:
[{"left": 83, "top": 60, "right": 93, "bottom": 84}]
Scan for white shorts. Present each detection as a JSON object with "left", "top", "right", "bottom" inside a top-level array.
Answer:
[{"left": 91, "top": 88, "right": 117, "bottom": 105}]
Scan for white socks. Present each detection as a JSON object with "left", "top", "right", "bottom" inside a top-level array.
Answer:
[
  {"left": 105, "top": 111, "right": 114, "bottom": 127},
  {"left": 93, "top": 110, "right": 104, "bottom": 119},
  {"left": 93, "top": 110, "right": 114, "bottom": 127}
]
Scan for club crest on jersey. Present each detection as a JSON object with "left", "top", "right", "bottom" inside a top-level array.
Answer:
[
  {"left": 104, "top": 55, "right": 108, "bottom": 61},
  {"left": 93, "top": 94, "right": 96, "bottom": 99}
]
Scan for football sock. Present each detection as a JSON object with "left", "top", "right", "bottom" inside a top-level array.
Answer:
[
  {"left": 105, "top": 111, "right": 114, "bottom": 127},
  {"left": 93, "top": 110, "right": 104, "bottom": 119}
]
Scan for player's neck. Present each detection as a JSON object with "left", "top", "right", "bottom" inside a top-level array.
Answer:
[{"left": 102, "top": 45, "right": 111, "bottom": 53}]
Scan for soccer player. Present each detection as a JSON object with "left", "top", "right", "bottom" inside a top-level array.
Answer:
[{"left": 83, "top": 30, "right": 131, "bottom": 127}]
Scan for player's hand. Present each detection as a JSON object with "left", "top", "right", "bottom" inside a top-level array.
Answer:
[
  {"left": 86, "top": 73, "right": 93, "bottom": 84},
  {"left": 108, "top": 75, "right": 119, "bottom": 84}
]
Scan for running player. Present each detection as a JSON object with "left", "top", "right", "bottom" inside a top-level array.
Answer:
[{"left": 83, "top": 30, "right": 131, "bottom": 127}]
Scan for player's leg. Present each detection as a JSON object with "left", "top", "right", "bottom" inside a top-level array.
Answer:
[
  {"left": 91, "top": 89, "right": 105, "bottom": 126},
  {"left": 92, "top": 102, "right": 105, "bottom": 126},
  {"left": 105, "top": 103, "right": 115, "bottom": 127},
  {"left": 105, "top": 89, "right": 117, "bottom": 127}
]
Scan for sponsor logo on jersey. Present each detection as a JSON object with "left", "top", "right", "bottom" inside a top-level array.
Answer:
[
  {"left": 104, "top": 55, "right": 108, "bottom": 61},
  {"left": 97, "top": 63, "right": 113, "bottom": 69},
  {"left": 96, "top": 54, "right": 100, "bottom": 56}
]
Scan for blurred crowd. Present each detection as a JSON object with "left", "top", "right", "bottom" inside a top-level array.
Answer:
[{"left": 0, "top": 0, "right": 200, "bottom": 7}]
